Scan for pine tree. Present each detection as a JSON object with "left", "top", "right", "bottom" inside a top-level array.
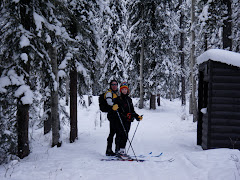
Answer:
[
  {"left": 128, "top": 0, "right": 160, "bottom": 107},
  {"left": 0, "top": 0, "right": 44, "bottom": 159},
  {"left": 128, "top": 1, "right": 185, "bottom": 105},
  {"left": 0, "top": 1, "right": 19, "bottom": 163},
  {"left": 96, "top": 0, "right": 128, "bottom": 89}
]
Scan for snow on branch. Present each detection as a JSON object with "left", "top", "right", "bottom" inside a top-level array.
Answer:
[
  {"left": 20, "top": 35, "right": 30, "bottom": 48},
  {"left": 0, "top": 70, "right": 33, "bottom": 105},
  {"left": 14, "top": 85, "right": 34, "bottom": 105}
]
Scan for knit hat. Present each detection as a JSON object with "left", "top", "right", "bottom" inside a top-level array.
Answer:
[{"left": 120, "top": 82, "right": 129, "bottom": 94}]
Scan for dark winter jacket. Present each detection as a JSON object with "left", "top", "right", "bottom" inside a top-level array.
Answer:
[{"left": 116, "top": 94, "right": 139, "bottom": 122}]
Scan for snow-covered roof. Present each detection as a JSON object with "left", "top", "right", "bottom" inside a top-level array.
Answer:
[{"left": 197, "top": 49, "right": 240, "bottom": 68}]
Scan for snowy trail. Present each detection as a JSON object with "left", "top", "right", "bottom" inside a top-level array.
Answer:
[{"left": 1, "top": 96, "right": 240, "bottom": 180}]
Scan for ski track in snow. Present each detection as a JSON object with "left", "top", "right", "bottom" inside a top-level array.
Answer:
[{"left": 1, "top": 96, "right": 240, "bottom": 180}]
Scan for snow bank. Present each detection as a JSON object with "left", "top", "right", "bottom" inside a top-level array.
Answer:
[{"left": 197, "top": 49, "right": 240, "bottom": 67}]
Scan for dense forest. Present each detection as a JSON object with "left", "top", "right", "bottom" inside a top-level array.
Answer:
[{"left": 0, "top": 0, "right": 239, "bottom": 164}]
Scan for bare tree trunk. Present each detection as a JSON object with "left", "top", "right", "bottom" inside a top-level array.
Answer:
[
  {"left": 88, "top": 95, "right": 92, "bottom": 106},
  {"left": 66, "top": 76, "right": 69, "bottom": 106},
  {"left": 17, "top": 103, "right": 30, "bottom": 159},
  {"left": 157, "top": 94, "right": 160, "bottom": 106},
  {"left": 139, "top": 38, "right": 144, "bottom": 109},
  {"left": 222, "top": 0, "right": 232, "bottom": 50},
  {"left": 190, "top": 0, "right": 198, "bottom": 122},
  {"left": 169, "top": 82, "right": 172, "bottom": 101},
  {"left": 44, "top": 98, "right": 51, "bottom": 135},
  {"left": 50, "top": 46, "right": 61, "bottom": 147},
  {"left": 70, "top": 66, "right": 78, "bottom": 143},
  {"left": 179, "top": 0, "right": 186, "bottom": 106},
  {"left": 17, "top": 0, "right": 31, "bottom": 159},
  {"left": 150, "top": 94, "right": 156, "bottom": 109},
  {"left": 88, "top": 75, "right": 92, "bottom": 107},
  {"left": 204, "top": 34, "right": 208, "bottom": 51},
  {"left": 189, "top": 92, "right": 193, "bottom": 114},
  {"left": 44, "top": 78, "right": 51, "bottom": 134}
]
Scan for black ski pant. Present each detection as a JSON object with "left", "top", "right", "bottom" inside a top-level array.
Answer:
[
  {"left": 107, "top": 112, "right": 131, "bottom": 152},
  {"left": 116, "top": 120, "right": 131, "bottom": 150},
  {"left": 107, "top": 111, "right": 119, "bottom": 150},
  {"left": 107, "top": 119, "right": 117, "bottom": 149}
]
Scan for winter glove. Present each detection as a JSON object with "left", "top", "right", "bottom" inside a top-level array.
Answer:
[
  {"left": 127, "top": 113, "right": 134, "bottom": 122},
  {"left": 112, "top": 104, "right": 119, "bottom": 111},
  {"left": 137, "top": 115, "right": 143, "bottom": 121},
  {"left": 112, "top": 93, "right": 118, "bottom": 99}
]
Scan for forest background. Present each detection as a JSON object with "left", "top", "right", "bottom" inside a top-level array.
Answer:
[{"left": 0, "top": 0, "right": 239, "bottom": 164}]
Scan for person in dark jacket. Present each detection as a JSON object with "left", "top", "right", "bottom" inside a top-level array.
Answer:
[
  {"left": 113, "top": 82, "right": 143, "bottom": 155},
  {"left": 105, "top": 80, "right": 119, "bottom": 156}
]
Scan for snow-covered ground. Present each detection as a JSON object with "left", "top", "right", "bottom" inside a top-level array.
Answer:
[{"left": 1, "top": 96, "right": 240, "bottom": 180}]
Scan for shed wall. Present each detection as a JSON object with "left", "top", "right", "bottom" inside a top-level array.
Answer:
[{"left": 208, "top": 61, "right": 240, "bottom": 149}]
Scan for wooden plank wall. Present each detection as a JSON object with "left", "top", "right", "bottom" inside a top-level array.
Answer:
[{"left": 208, "top": 61, "right": 240, "bottom": 149}]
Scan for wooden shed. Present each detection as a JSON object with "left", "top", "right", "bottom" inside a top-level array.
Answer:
[{"left": 197, "top": 49, "right": 240, "bottom": 150}]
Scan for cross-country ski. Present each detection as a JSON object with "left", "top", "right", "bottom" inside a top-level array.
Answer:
[{"left": 100, "top": 154, "right": 174, "bottom": 163}]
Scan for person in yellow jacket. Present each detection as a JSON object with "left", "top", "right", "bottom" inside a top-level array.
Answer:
[{"left": 105, "top": 80, "right": 119, "bottom": 156}]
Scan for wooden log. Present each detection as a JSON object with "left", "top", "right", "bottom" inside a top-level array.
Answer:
[
  {"left": 211, "top": 125, "right": 240, "bottom": 133},
  {"left": 212, "top": 61, "right": 239, "bottom": 69},
  {"left": 212, "top": 83, "right": 240, "bottom": 90},
  {"left": 210, "top": 140, "right": 240, "bottom": 149},
  {"left": 211, "top": 111, "right": 240, "bottom": 119},
  {"left": 211, "top": 118, "right": 240, "bottom": 126},
  {"left": 212, "top": 68, "right": 240, "bottom": 76},
  {"left": 211, "top": 132, "right": 240, "bottom": 140},
  {"left": 211, "top": 104, "right": 240, "bottom": 112},
  {"left": 212, "top": 76, "right": 240, "bottom": 83},
  {"left": 212, "top": 90, "right": 240, "bottom": 98},
  {"left": 212, "top": 97, "right": 240, "bottom": 105}
]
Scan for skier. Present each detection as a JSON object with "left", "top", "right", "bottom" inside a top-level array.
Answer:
[
  {"left": 105, "top": 80, "right": 119, "bottom": 156},
  {"left": 113, "top": 82, "right": 143, "bottom": 156}
]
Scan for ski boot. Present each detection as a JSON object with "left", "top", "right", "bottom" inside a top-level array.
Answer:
[
  {"left": 116, "top": 148, "right": 131, "bottom": 160},
  {"left": 106, "top": 147, "right": 116, "bottom": 156}
]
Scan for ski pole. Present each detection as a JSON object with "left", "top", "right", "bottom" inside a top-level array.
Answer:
[
  {"left": 126, "top": 120, "right": 140, "bottom": 154},
  {"left": 116, "top": 111, "right": 138, "bottom": 162}
]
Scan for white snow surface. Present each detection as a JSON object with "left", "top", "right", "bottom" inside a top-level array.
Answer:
[
  {"left": 1, "top": 96, "right": 240, "bottom": 180},
  {"left": 197, "top": 49, "right": 240, "bottom": 67}
]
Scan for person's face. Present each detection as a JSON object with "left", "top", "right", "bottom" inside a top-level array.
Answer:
[
  {"left": 111, "top": 82, "right": 118, "bottom": 91},
  {"left": 121, "top": 88, "right": 128, "bottom": 95}
]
